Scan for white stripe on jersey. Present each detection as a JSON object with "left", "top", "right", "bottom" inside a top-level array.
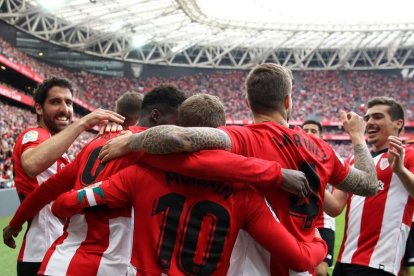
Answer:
[
  {"left": 288, "top": 270, "right": 311, "bottom": 276},
  {"left": 340, "top": 194, "right": 365, "bottom": 263},
  {"left": 97, "top": 217, "right": 132, "bottom": 276},
  {"left": 369, "top": 173, "right": 411, "bottom": 275},
  {"left": 20, "top": 163, "right": 63, "bottom": 262},
  {"left": 85, "top": 188, "right": 97, "bottom": 206},
  {"left": 228, "top": 230, "right": 271, "bottom": 276},
  {"left": 340, "top": 153, "right": 383, "bottom": 264},
  {"left": 43, "top": 215, "right": 88, "bottom": 275}
]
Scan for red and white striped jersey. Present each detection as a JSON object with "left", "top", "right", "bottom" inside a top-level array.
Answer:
[
  {"left": 12, "top": 127, "right": 69, "bottom": 262},
  {"left": 315, "top": 185, "right": 335, "bottom": 231},
  {"left": 337, "top": 148, "right": 414, "bottom": 275}
]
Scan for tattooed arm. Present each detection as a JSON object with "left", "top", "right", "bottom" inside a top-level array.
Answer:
[
  {"left": 335, "top": 112, "right": 378, "bottom": 196},
  {"left": 99, "top": 125, "right": 232, "bottom": 162}
]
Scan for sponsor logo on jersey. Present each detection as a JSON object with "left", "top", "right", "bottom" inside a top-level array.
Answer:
[
  {"left": 377, "top": 180, "right": 385, "bottom": 190},
  {"left": 22, "top": 130, "right": 39, "bottom": 144}
]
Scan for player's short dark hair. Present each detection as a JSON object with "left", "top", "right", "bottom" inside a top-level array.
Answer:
[
  {"left": 246, "top": 63, "right": 293, "bottom": 114},
  {"left": 303, "top": 120, "right": 323, "bottom": 134},
  {"left": 367, "top": 96, "right": 405, "bottom": 134},
  {"left": 178, "top": 94, "right": 225, "bottom": 128},
  {"left": 141, "top": 85, "right": 187, "bottom": 116},
  {"left": 33, "top": 77, "right": 73, "bottom": 107},
  {"left": 115, "top": 92, "right": 143, "bottom": 118}
]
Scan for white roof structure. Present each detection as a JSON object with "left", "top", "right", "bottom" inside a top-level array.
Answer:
[{"left": 2, "top": 0, "right": 414, "bottom": 69}]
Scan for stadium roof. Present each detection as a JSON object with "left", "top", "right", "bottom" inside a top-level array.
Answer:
[{"left": 2, "top": 0, "right": 414, "bottom": 69}]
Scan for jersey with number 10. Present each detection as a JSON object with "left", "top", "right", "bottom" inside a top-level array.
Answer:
[
  {"left": 53, "top": 164, "right": 328, "bottom": 275},
  {"left": 221, "top": 122, "right": 349, "bottom": 275}
]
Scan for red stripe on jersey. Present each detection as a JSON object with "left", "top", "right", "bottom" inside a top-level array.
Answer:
[
  {"left": 66, "top": 213, "right": 111, "bottom": 275},
  {"left": 39, "top": 230, "right": 69, "bottom": 275}
]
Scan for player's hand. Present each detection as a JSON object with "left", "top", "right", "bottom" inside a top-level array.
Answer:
[
  {"left": 98, "top": 122, "right": 123, "bottom": 135},
  {"left": 78, "top": 108, "right": 124, "bottom": 131},
  {"left": 3, "top": 225, "right": 22, "bottom": 249},
  {"left": 99, "top": 131, "right": 133, "bottom": 163},
  {"left": 388, "top": 136, "right": 404, "bottom": 173},
  {"left": 340, "top": 111, "right": 366, "bottom": 137},
  {"left": 280, "top": 168, "right": 310, "bottom": 199}
]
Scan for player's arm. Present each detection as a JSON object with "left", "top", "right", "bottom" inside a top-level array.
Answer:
[
  {"left": 388, "top": 136, "right": 414, "bottom": 198},
  {"left": 51, "top": 166, "right": 135, "bottom": 218},
  {"left": 22, "top": 108, "right": 124, "bottom": 177},
  {"left": 323, "top": 189, "right": 348, "bottom": 217},
  {"left": 3, "top": 161, "right": 78, "bottom": 248},
  {"left": 333, "top": 112, "right": 378, "bottom": 196},
  {"left": 139, "top": 150, "right": 310, "bottom": 198},
  {"left": 244, "top": 194, "right": 327, "bottom": 272},
  {"left": 99, "top": 125, "right": 231, "bottom": 162}
]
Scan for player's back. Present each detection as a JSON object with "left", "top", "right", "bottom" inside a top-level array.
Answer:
[
  {"left": 40, "top": 128, "right": 145, "bottom": 276},
  {"left": 103, "top": 164, "right": 326, "bottom": 275},
  {"left": 222, "top": 122, "right": 349, "bottom": 242}
]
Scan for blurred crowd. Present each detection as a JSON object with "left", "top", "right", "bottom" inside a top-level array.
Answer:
[
  {"left": 1, "top": 37, "right": 413, "bottom": 188},
  {"left": 2, "top": 37, "right": 414, "bottom": 121}
]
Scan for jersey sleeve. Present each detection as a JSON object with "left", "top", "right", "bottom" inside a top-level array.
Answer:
[
  {"left": 219, "top": 126, "right": 250, "bottom": 155},
  {"left": 15, "top": 128, "right": 52, "bottom": 196},
  {"left": 327, "top": 147, "right": 350, "bottom": 185},
  {"left": 9, "top": 159, "right": 79, "bottom": 230},
  {"left": 241, "top": 191, "right": 328, "bottom": 272},
  {"left": 20, "top": 128, "right": 50, "bottom": 153},
  {"left": 51, "top": 165, "right": 137, "bottom": 218},
  {"left": 404, "top": 148, "right": 414, "bottom": 173},
  {"left": 138, "top": 150, "right": 283, "bottom": 188}
]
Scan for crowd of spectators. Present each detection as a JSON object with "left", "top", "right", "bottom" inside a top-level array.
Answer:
[
  {"left": 2, "top": 37, "right": 414, "bottom": 121},
  {"left": 3, "top": 36, "right": 414, "bottom": 187}
]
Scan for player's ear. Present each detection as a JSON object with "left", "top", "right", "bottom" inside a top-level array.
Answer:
[
  {"left": 244, "top": 96, "right": 250, "bottom": 109},
  {"left": 284, "top": 94, "right": 292, "bottom": 110},
  {"left": 150, "top": 109, "right": 160, "bottom": 125},
  {"left": 394, "top": 119, "right": 404, "bottom": 133},
  {"left": 35, "top": 102, "right": 43, "bottom": 117}
]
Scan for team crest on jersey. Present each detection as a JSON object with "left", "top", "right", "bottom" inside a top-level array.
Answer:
[
  {"left": 22, "top": 130, "right": 39, "bottom": 144},
  {"left": 377, "top": 180, "right": 385, "bottom": 190},
  {"left": 379, "top": 158, "right": 389, "bottom": 170}
]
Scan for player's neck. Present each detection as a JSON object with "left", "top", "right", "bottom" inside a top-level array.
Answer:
[
  {"left": 371, "top": 143, "right": 389, "bottom": 153},
  {"left": 253, "top": 113, "right": 288, "bottom": 127},
  {"left": 38, "top": 121, "right": 55, "bottom": 135}
]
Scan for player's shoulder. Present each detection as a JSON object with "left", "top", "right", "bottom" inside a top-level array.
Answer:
[{"left": 16, "top": 127, "right": 50, "bottom": 146}]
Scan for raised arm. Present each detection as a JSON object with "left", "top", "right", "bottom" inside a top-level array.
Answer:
[
  {"left": 335, "top": 112, "right": 378, "bottom": 196},
  {"left": 99, "top": 125, "right": 232, "bottom": 162},
  {"left": 23, "top": 108, "right": 124, "bottom": 177}
]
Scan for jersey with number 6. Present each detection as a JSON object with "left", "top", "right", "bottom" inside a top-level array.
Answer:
[
  {"left": 221, "top": 122, "right": 350, "bottom": 275},
  {"left": 52, "top": 164, "right": 328, "bottom": 275}
]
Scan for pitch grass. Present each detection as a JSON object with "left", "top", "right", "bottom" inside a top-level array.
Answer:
[
  {"left": 0, "top": 216, "right": 26, "bottom": 276},
  {"left": 0, "top": 213, "right": 411, "bottom": 275}
]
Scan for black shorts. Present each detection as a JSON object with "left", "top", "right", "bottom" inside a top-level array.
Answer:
[
  {"left": 17, "top": 261, "right": 41, "bottom": 276},
  {"left": 318, "top": 227, "right": 335, "bottom": 266},
  {"left": 403, "top": 222, "right": 414, "bottom": 267},
  {"left": 333, "top": 262, "right": 394, "bottom": 276}
]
